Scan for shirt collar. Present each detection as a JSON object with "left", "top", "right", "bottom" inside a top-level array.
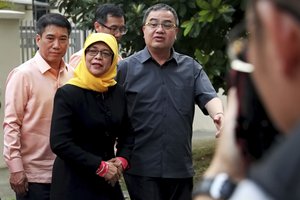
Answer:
[
  {"left": 140, "top": 47, "right": 152, "bottom": 63},
  {"left": 35, "top": 51, "right": 69, "bottom": 74},
  {"left": 140, "top": 47, "right": 178, "bottom": 65}
]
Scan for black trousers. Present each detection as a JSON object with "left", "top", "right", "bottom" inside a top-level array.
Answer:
[
  {"left": 124, "top": 174, "right": 193, "bottom": 200},
  {"left": 16, "top": 183, "right": 50, "bottom": 200}
]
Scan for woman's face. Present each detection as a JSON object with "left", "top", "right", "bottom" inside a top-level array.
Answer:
[{"left": 85, "top": 41, "right": 113, "bottom": 77}]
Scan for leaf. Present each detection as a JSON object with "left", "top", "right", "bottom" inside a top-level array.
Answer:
[
  {"left": 182, "top": 21, "right": 194, "bottom": 36},
  {"left": 199, "top": 10, "right": 210, "bottom": 17},
  {"left": 219, "top": 5, "right": 235, "bottom": 14},
  {"left": 190, "top": 23, "right": 201, "bottom": 38},
  {"left": 199, "top": 15, "right": 207, "bottom": 22},
  {"left": 207, "top": 12, "right": 215, "bottom": 22},
  {"left": 181, "top": 20, "right": 192, "bottom": 28},
  {"left": 196, "top": 0, "right": 210, "bottom": 10},
  {"left": 195, "top": 49, "right": 209, "bottom": 65},
  {"left": 212, "top": 0, "right": 221, "bottom": 8}
]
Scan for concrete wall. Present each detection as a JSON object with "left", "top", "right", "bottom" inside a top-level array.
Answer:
[{"left": 0, "top": 11, "right": 25, "bottom": 168}]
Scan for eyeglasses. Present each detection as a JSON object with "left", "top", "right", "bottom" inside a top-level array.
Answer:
[
  {"left": 99, "top": 22, "right": 128, "bottom": 35},
  {"left": 145, "top": 21, "right": 177, "bottom": 30},
  {"left": 85, "top": 49, "right": 113, "bottom": 59}
]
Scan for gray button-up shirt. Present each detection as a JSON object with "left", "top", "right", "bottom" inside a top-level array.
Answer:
[{"left": 117, "top": 47, "right": 217, "bottom": 178}]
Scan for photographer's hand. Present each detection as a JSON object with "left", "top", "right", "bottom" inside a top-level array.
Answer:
[{"left": 206, "top": 88, "right": 246, "bottom": 180}]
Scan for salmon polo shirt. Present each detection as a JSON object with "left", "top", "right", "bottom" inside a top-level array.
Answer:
[{"left": 3, "top": 51, "right": 74, "bottom": 183}]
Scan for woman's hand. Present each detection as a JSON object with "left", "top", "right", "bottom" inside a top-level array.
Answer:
[
  {"left": 108, "top": 157, "right": 124, "bottom": 174},
  {"left": 103, "top": 162, "right": 121, "bottom": 186}
]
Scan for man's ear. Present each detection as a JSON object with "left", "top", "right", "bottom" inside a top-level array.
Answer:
[
  {"left": 94, "top": 21, "right": 101, "bottom": 32},
  {"left": 257, "top": 1, "right": 300, "bottom": 77},
  {"left": 35, "top": 34, "right": 41, "bottom": 48},
  {"left": 279, "top": 17, "right": 300, "bottom": 77}
]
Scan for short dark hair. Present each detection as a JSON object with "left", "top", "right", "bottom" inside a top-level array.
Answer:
[
  {"left": 249, "top": 0, "right": 300, "bottom": 22},
  {"left": 36, "top": 13, "right": 71, "bottom": 36},
  {"left": 94, "top": 3, "right": 125, "bottom": 24},
  {"left": 247, "top": 0, "right": 300, "bottom": 40},
  {"left": 142, "top": 3, "right": 179, "bottom": 26},
  {"left": 273, "top": 0, "right": 300, "bottom": 22}
]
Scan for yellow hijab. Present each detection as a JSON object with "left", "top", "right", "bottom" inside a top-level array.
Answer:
[{"left": 68, "top": 33, "right": 118, "bottom": 92}]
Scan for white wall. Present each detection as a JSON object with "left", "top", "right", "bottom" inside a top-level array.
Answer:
[{"left": 0, "top": 14, "right": 25, "bottom": 168}]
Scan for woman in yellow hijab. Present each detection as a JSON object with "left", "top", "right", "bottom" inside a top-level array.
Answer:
[{"left": 50, "top": 33, "right": 134, "bottom": 200}]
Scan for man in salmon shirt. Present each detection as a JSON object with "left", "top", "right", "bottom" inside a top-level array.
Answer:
[{"left": 3, "top": 13, "right": 73, "bottom": 200}]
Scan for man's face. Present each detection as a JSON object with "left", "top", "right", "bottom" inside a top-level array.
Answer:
[
  {"left": 142, "top": 10, "right": 178, "bottom": 52},
  {"left": 94, "top": 15, "right": 125, "bottom": 42},
  {"left": 36, "top": 25, "right": 69, "bottom": 69},
  {"left": 247, "top": 2, "right": 279, "bottom": 128},
  {"left": 247, "top": 0, "right": 300, "bottom": 132}
]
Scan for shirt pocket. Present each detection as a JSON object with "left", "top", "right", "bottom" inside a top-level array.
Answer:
[{"left": 168, "top": 85, "right": 194, "bottom": 115}]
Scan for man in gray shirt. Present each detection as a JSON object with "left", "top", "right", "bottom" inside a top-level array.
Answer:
[{"left": 117, "top": 3, "right": 224, "bottom": 200}]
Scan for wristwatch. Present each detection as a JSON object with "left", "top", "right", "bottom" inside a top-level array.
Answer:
[{"left": 192, "top": 173, "right": 237, "bottom": 199}]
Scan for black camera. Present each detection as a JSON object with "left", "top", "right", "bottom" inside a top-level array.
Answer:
[
  {"left": 228, "top": 68, "right": 279, "bottom": 161},
  {"left": 227, "top": 34, "right": 279, "bottom": 161}
]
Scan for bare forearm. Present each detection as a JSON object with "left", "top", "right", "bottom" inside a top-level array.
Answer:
[{"left": 205, "top": 97, "right": 224, "bottom": 119}]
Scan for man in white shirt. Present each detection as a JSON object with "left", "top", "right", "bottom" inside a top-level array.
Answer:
[{"left": 69, "top": 3, "right": 126, "bottom": 67}]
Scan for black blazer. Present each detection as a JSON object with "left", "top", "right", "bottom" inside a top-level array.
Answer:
[{"left": 50, "top": 84, "right": 134, "bottom": 200}]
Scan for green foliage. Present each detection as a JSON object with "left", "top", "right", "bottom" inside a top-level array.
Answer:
[
  {"left": 180, "top": 0, "right": 246, "bottom": 92},
  {"left": 0, "top": 0, "right": 14, "bottom": 9},
  {"left": 50, "top": 0, "right": 247, "bottom": 92}
]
